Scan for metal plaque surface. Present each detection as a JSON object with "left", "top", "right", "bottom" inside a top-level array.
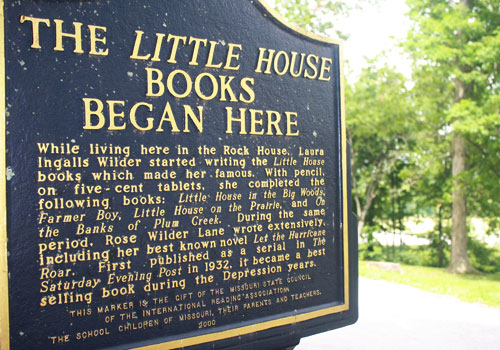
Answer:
[{"left": 0, "top": 1, "right": 357, "bottom": 349}]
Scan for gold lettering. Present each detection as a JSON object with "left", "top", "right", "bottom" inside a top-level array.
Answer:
[
  {"left": 130, "top": 102, "right": 154, "bottom": 131},
  {"left": 183, "top": 106, "right": 204, "bottom": 133},
  {"left": 290, "top": 52, "right": 306, "bottom": 78},
  {"left": 304, "top": 54, "right": 319, "bottom": 80},
  {"left": 255, "top": 47, "right": 275, "bottom": 74},
  {"left": 130, "top": 30, "right": 151, "bottom": 60},
  {"left": 107, "top": 101, "right": 126, "bottom": 131},
  {"left": 19, "top": 16, "right": 51, "bottom": 49},
  {"left": 194, "top": 73, "right": 218, "bottom": 101},
  {"left": 250, "top": 109, "right": 265, "bottom": 135},
  {"left": 224, "top": 43, "right": 242, "bottom": 70},
  {"left": 219, "top": 76, "right": 238, "bottom": 102},
  {"left": 53, "top": 19, "right": 84, "bottom": 53},
  {"left": 146, "top": 67, "right": 165, "bottom": 97},
  {"left": 157, "top": 102, "right": 180, "bottom": 133},
  {"left": 166, "top": 69, "right": 192, "bottom": 99},
  {"left": 225, "top": 107, "right": 247, "bottom": 135},
  {"left": 273, "top": 51, "right": 290, "bottom": 76},
  {"left": 82, "top": 98, "right": 105, "bottom": 130},
  {"left": 319, "top": 57, "right": 333, "bottom": 81},
  {"left": 166, "top": 34, "right": 187, "bottom": 64},
  {"left": 188, "top": 37, "right": 208, "bottom": 66},
  {"left": 206, "top": 41, "right": 223, "bottom": 68},
  {"left": 285, "top": 112, "right": 299, "bottom": 136},
  {"left": 239, "top": 77, "right": 255, "bottom": 103},
  {"left": 88, "top": 25, "right": 108, "bottom": 56},
  {"left": 266, "top": 111, "right": 283, "bottom": 136},
  {"left": 151, "top": 33, "right": 167, "bottom": 61}
]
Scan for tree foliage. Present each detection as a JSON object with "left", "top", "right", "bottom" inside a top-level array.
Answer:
[
  {"left": 346, "top": 61, "right": 416, "bottom": 236},
  {"left": 406, "top": 0, "right": 500, "bottom": 273},
  {"left": 272, "top": 0, "right": 370, "bottom": 37},
  {"left": 271, "top": 0, "right": 500, "bottom": 274}
]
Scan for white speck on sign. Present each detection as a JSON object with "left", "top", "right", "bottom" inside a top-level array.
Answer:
[{"left": 6, "top": 167, "right": 15, "bottom": 180}]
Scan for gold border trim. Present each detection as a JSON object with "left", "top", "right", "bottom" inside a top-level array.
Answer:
[
  {"left": 134, "top": 304, "right": 350, "bottom": 350},
  {"left": 257, "top": 0, "right": 343, "bottom": 45},
  {"left": 0, "top": 1, "right": 11, "bottom": 350},
  {"left": 0, "top": 1, "right": 350, "bottom": 350},
  {"left": 340, "top": 40, "right": 350, "bottom": 308}
]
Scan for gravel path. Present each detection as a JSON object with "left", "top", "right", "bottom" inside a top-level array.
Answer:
[{"left": 296, "top": 277, "right": 500, "bottom": 350}]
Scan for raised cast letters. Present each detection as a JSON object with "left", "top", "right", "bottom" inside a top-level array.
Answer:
[{"left": 4, "top": 2, "right": 349, "bottom": 350}]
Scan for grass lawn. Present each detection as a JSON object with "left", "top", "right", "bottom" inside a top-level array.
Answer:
[{"left": 359, "top": 261, "right": 500, "bottom": 308}]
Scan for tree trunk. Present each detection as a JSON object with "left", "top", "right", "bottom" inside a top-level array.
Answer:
[
  {"left": 353, "top": 155, "right": 395, "bottom": 237},
  {"left": 356, "top": 183, "right": 376, "bottom": 237},
  {"left": 448, "top": 133, "right": 475, "bottom": 273},
  {"left": 447, "top": 0, "right": 477, "bottom": 274},
  {"left": 357, "top": 212, "right": 365, "bottom": 238}
]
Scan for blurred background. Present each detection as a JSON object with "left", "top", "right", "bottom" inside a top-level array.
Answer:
[{"left": 267, "top": 1, "right": 500, "bottom": 348}]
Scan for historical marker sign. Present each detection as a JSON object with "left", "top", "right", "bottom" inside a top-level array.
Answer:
[{"left": 0, "top": 1, "right": 357, "bottom": 349}]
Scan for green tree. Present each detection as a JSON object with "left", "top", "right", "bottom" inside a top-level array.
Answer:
[
  {"left": 406, "top": 0, "right": 500, "bottom": 273},
  {"left": 407, "top": 63, "right": 454, "bottom": 267},
  {"left": 271, "top": 0, "right": 373, "bottom": 37},
  {"left": 272, "top": 0, "right": 349, "bottom": 37},
  {"left": 346, "top": 61, "right": 416, "bottom": 236},
  {"left": 271, "top": 1, "right": 416, "bottom": 240}
]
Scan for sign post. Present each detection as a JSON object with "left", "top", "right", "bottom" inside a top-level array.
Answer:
[{"left": 1, "top": 1, "right": 357, "bottom": 349}]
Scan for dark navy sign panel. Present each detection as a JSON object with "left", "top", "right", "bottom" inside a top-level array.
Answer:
[{"left": 1, "top": 1, "right": 357, "bottom": 349}]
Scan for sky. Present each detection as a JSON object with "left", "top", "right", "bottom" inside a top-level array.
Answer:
[
  {"left": 266, "top": 0, "right": 413, "bottom": 81},
  {"left": 335, "top": 0, "right": 412, "bottom": 80}
]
